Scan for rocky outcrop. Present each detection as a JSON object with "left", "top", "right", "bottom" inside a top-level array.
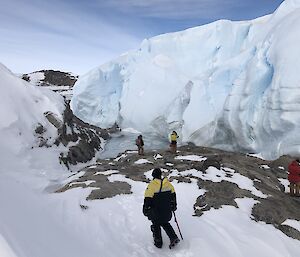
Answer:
[
  {"left": 22, "top": 70, "right": 77, "bottom": 87},
  {"left": 39, "top": 70, "right": 77, "bottom": 87},
  {"left": 22, "top": 70, "right": 78, "bottom": 101},
  {"left": 56, "top": 144, "right": 300, "bottom": 240},
  {"left": 54, "top": 103, "right": 110, "bottom": 167},
  {"left": 32, "top": 102, "right": 110, "bottom": 166},
  {"left": 21, "top": 69, "right": 112, "bottom": 166}
]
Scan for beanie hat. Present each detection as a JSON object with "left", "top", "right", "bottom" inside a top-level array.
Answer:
[{"left": 152, "top": 168, "right": 162, "bottom": 179}]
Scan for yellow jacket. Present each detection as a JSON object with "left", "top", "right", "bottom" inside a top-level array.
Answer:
[
  {"left": 144, "top": 178, "right": 175, "bottom": 198},
  {"left": 170, "top": 133, "right": 178, "bottom": 142},
  {"left": 143, "top": 178, "right": 177, "bottom": 223}
]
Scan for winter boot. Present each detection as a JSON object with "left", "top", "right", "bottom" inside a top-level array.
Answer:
[
  {"left": 151, "top": 225, "right": 163, "bottom": 248},
  {"left": 169, "top": 238, "right": 180, "bottom": 249},
  {"left": 296, "top": 184, "right": 300, "bottom": 196},
  {"left": 290, "top": 183, "right": 296, "bottom": 196},
  {"left": 154, "top": 239, "right": 163, "bottom": 248}
]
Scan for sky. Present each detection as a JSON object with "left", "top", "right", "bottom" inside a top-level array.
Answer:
[{"left": 0, "top": 0, "right": 284, "bottom": 75}]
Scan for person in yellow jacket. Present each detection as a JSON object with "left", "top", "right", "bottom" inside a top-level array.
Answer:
[
  {"left": 169, "top": 131, "right": 179, "bottom": 153},
  {"left": 143, "top": 168, "right": 179, "bottom": 248}
]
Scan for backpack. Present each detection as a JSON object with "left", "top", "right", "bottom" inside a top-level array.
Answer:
[{"left": 136, "top": 138, "right": 140, "bottom": 146}]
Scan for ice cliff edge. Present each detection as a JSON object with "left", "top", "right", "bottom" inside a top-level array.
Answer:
[{"left": 71, "top": 0, "right": 300, "bottom": 159}]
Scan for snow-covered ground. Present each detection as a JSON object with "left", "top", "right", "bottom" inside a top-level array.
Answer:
[
  {"left": 71, "top": 0, "right": 300, "bottom": 159},
  {"left": 2, "top": 151, "right": 300, "bottom": 257}
]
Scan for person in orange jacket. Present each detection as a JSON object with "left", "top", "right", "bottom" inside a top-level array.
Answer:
[{"left": 288, "top": 159, "right": 300, "bottom": 196}]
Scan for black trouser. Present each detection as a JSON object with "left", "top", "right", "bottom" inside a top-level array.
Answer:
[{"left": 151, "top": 222, "right": 178, "bottom": 244}]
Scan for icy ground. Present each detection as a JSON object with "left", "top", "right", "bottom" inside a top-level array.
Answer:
[{"left": 99, "top": 129, "right": 170, "bottom": 159}]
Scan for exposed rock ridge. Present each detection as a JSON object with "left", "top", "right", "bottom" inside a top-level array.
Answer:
[{"left": 56, "top": 144, "right": 300, "bottom": 240}]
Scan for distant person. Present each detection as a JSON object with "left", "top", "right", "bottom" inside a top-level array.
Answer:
[
  {"left": 143, "top": 168, "right": 179, "bottom": 248},
  {"left": 288, "top": 159, "right": 300, "bottom": 196},
  {"left": 169, "top": 131, "right": 179, "bottom": 153},
  {"left": 136, "top": 135, "right": 144, "bottom": 155}
]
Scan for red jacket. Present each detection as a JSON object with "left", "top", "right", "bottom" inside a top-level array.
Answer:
[{"left": 288, "top": 161, "right": 300, "bottom": 183}]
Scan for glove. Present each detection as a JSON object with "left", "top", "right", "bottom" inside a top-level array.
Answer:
[
  {"left": 143, "top": 205, "right": 151, "bottom": 217},
  {"left": 171, "top": 202, "right": 177, "bottom": 212}
]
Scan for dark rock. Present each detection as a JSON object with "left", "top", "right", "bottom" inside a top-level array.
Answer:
[
  {"left": 55, "top": 103, "right": 110, "bottom": 166},
  {"left": 35, "top": 123, "right": 45, "bottom": 134},
  {"left": 22, "top": 74, "right": 30, "bottom": 82},
  {"left": 80, "top": 204, "right": 89, "bottom": 210},
  {"left": 278, "top": 225, "right": 300, "bottom": 241},
  {"left": 87, "top": 181, "right": 131, "bottom": 200},
  {"left": 57, "top": 173, "right": 132, "bottom": 200},
  {"left": 201, "top": 156, "right": 222, "bottom": 170},
  {"left": 23, "top": 70, "right": 78, "bottom": 87},
  {"left": 56, "top": 144, "right": 299, "bottom": 241},
  {"left": 37, "top": 136, "right": 48, "bottom": 147},
  {"left": 22, "top": 70, "right": 78, "bottom": 101},
  {"left": 194, "top": 180, "right": 252, "bottom": 216},
  {"left": 170, "top": 176, "right": 192, "bottom": 183},
  {"left": 252, "top": 195, "right": 300, "bottom": 226},
  {"left": 44, "top": 111, "right": 63, "bottom": 129}
]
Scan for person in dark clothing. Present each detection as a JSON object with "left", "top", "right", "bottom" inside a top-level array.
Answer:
[
  {"left": 143, "top": 168, "right": 179, "bottom": 248},
  {"left": 136, "top": 135, "right": 144, "bottom": 155}
]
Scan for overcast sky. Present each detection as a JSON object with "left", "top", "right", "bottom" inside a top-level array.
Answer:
[{"left": 0, "top": 0, "right": 284, "bottom": 75}]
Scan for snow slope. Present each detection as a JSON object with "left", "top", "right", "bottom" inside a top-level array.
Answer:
[
  {"left": 0, "top": 63, "right": 70, "bottom": 256},
  {"left": 9, "top": 152, "right": 298, "bottom": 257},
  {"left": 71, "top": 0, "right": 300, "bottom": 159},
  {"left": 0, "top": 63, "right": 66, "bottom": 172},
  {"left": 0, "top": 64, "right": 111, "bottom": 256}
]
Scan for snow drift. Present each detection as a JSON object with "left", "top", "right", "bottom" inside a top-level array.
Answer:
[
  {"left": 71, "top": 0, "right": 300, "bottom": 159},
  {"left": 0, "top": 63, "right": 65, "bottom": 171}
]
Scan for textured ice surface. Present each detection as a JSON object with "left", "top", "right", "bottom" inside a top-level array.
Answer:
[{"left": 71, "top": 0, "right": 300, "bottom": 159}]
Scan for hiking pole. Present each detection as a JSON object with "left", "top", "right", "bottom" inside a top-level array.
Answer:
[{"left": 173, "top": 211, "right": 184, "bottom": 240}]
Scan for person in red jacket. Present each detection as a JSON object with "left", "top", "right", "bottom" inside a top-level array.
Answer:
[{"left": 288, "top": 159, "right": 300, "bottom": 196}]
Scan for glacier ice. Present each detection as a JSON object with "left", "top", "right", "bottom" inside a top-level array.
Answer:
[{"left": 71, "top": 0, "right": 300, "bottom": 159}]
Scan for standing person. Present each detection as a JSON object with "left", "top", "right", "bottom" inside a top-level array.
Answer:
[
  {"left": 288, "top": 159, "right": 300, "bottom": 196},
  {"left": 169, "top": 131, "right": 179, "bottom": 153},
  {"left": 136, "top": 135, "right": 144, "bottom": 155},
  {"left": 143, "top": 168, "right": 179, "bottom": 248}
]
